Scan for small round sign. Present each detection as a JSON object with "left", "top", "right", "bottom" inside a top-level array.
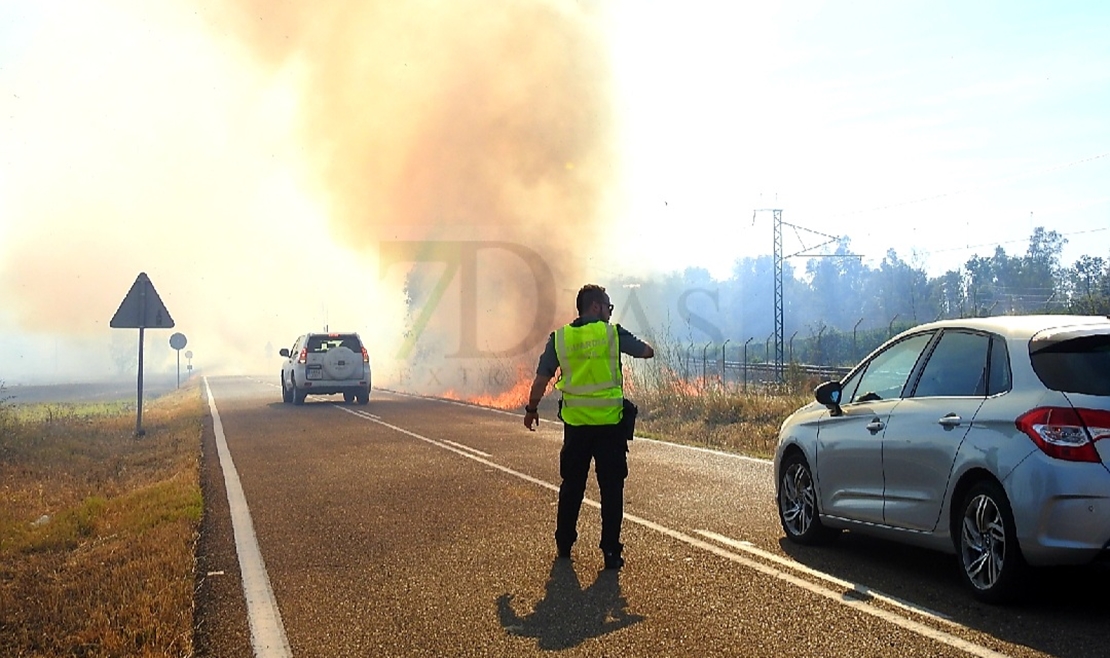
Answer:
[{"left": 169, "top": 332, "right": 187, "bottom": 350}]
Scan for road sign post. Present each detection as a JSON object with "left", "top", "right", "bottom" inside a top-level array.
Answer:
[
  {"left": 110, "top": 272, "right": 175, "bottom": 437},
  {"left": 170, "top": 332, "right": 188, "bottom": 389}
]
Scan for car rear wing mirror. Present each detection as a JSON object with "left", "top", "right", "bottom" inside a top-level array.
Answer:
[
  {"left": 279, "top": 348, "right": 290, "bottom": 358},
  {"left": 815, "top": 380, "right": 844, "bottom": 417}
]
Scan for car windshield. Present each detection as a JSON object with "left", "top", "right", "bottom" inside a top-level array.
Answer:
[{"left": 1030, "top": 334, "right": 1110, "bottom": 396}]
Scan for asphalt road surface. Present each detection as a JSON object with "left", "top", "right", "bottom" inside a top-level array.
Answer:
[{"left": 192, "top": 376, "right": 1109, "bottom": 658}]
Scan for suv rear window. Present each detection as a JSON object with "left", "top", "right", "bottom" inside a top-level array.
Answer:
[
  {"left": 1030, "top": 334, "right": 1110, "bottom": 396},
  {"left": 306, "top": 334, "right": 361, "bottom": 353}
]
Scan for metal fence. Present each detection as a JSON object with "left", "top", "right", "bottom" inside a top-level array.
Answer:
[{"left": 680, "top": 351, "right": 851, "bottom": 388}]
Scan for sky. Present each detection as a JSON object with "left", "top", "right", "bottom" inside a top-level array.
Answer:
[{"left": 1, "top": 0, "right": 1108, "bottom": 388}]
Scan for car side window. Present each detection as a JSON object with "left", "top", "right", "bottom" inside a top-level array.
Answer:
[
  {"left": 912, "top": 330, "right": 990, "bottom": 397},
  {"left": 986, "top": 336, "right": 1012, "bottom": 396},
  {"left": 840, "top": 367, "right": 864, "bottom": 404},
  {"left": 848, "top": 332, "right": 935, "bottom": 403}
]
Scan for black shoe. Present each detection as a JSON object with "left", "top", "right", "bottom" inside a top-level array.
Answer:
[
  {"left": 557, "top": 543, "right": 572, "bottom": 559},
  {"left": 603, "top": 552, "right": 624, "bottom": 570}
]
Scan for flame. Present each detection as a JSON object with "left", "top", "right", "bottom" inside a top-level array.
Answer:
[
  {"left": 439, "top": 364, "right": 534, "bottom": 410},
  {"left": 439, "top": 363, "right": 649, "bottom": 410}
]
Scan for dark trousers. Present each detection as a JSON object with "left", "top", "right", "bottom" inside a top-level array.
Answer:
[{"left": 554, "top": 422, "right": 629, "bottom": 554}]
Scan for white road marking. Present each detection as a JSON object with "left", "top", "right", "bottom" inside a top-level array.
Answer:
[
  {"left": 205, "top": 378, "right": 293, "bottom": 658},
  {"left": 441, "top": 439, "right": 492, "bottom": 457},
  {"left": 694, "top": 530, "right": 955, "bottom": 625},
  {"left": 341, "top": 403, "right": 1012, "bottom": 658}
]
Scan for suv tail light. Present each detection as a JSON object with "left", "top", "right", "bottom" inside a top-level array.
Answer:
[
  {"left": 297, "top": 347, "right": 307, "bottom": 364},
  {"left": 361, "top": 346, "right": 369, "bottom": 363},
  {"left": 1016, "top": 407, "right": 1110, "bottom": 463}
]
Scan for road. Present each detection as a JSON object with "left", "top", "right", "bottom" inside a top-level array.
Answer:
[{"left": 193, "top": 376, "right": 1110, "bottom": 658}]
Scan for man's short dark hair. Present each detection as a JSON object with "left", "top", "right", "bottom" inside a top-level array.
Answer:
[{"left": 576, "top": 284, "right": 607, "bottom": 314}]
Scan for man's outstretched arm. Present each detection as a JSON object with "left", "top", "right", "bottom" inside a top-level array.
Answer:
[{"left": 523, "top": 374, "right": 553, "bottom": 430}]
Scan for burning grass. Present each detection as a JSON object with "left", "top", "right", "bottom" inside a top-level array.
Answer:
[
  {"left": 0, "top": 381, "right": 203, "bottom": 657},
  {"left": 440, "top": 362, "right": 534, "bottom": 410},
  {"left": 434, "top": 346, "right": 820, "bottom": 459}
]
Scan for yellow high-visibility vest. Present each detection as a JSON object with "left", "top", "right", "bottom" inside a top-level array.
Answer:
[{"left": 554, "top": 321, "right": 623, "bottom": 426}]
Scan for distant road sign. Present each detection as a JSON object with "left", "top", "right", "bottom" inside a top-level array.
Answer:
[
  {"left": 110, "top": 272, "right": 174, "bottom": 329},
  {"left": 170, "top": 332, "right": 187, "bottom": 350}
]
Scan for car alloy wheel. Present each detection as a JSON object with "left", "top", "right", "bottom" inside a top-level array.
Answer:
[
  {"left": 778, "top": 453, "right": 836, "bottom": 544},
  {"left": 957, "top": 480, "right": 1024, "bottom": 603}
]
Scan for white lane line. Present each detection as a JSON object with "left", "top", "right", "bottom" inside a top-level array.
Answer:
[
  {"left": 205, "top": 378, "right": 293, "bottom": 658},
  {"left": 694, "top": 530, "right": 955, "bottom": 626},
  {"left": 441, "top": 439, "right": 492, "bottom": 458},
  {"left": 344, "top": 407, "right": 490, "bottom": 457},
  {"left": 340, "top": 406, "right": 1011, "bottom": 658}
]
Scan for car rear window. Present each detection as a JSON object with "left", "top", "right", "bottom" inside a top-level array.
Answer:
[
  {"left": 1030, "top": 334, "right": 1110, "bottom": 396},
  {"left": 306, "top": 334, "right": 361, "bottom": 352}
]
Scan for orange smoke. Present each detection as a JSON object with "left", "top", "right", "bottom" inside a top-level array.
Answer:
[
  {"left": 211, "top": 0, "right": 619, "bottom": 397},
  {"left": 0, "top": 0, "right": 619, "bottom": 388}
]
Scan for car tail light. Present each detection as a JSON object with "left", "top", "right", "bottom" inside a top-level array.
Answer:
[
  {"left": 297, "top": 348, "right": 307, "bottom": 364},
  {"left": 1016, "top": 407, "right": 1110, "bottom": 463},
  {"left": 361, "top": 347, "right": 369, "bottom": 363}
]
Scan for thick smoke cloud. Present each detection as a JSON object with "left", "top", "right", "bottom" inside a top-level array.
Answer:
[{"left": 0, "top": 0, "right": 618, "bottom": 393}]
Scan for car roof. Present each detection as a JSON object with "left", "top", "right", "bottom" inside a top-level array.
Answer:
[{"left": 895, "top": 314, "right": 1110, "bottom": 342}]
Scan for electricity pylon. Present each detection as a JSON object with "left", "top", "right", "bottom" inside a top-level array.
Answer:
[{"left": 753, "top": 209, "right": 852, "bottom": 381}]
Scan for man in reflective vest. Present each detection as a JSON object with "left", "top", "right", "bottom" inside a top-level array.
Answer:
[{"left": 524, "top": 284, "right": 654, "bottom": 570}]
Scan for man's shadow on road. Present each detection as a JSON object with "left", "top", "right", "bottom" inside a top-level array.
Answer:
[{"left": 497, "top": 558, "right": 645, "bottom": 650}]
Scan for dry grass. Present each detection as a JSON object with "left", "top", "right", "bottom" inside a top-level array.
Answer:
[
  {"left": 626, "top": 357, "right": 817, "bottom": 459},
  {"left": 0, "top": 382, "right": 204, "bottom": 658}
]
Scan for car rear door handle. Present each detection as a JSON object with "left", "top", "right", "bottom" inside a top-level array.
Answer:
[
  {"left": 938, "top": 414, "right": 962, "bottom": 428},
  {"left": 866, "top": 419, "right": 885, "bottom": 434}
]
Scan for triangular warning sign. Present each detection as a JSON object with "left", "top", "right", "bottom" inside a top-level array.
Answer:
[{"left": 110, "top": 272, "right": 175, "bottom": 329}]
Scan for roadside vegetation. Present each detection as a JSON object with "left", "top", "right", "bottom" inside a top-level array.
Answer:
[
  {"left": 626, "top": 346, "right": 816, "bottom": 459},
  {"left": 0, "top": 380, "right": 204, "bottom": 657}
]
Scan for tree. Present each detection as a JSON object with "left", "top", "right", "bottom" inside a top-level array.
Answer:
[{"left": 1068, "top": 255, "right": 1109, "bottom": 314}]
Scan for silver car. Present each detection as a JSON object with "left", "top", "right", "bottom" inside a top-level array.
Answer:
[
  {"left": 774, "top": 315, "right": 1110, "bottom": 603},
  {"left": 279, "top": 332, "right": 372, "bottom": 405}
]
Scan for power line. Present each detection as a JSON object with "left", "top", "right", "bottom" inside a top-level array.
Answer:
[
  {"left": 827, "top": 151, "right": 1110, "bottom": 218},
  {"left": 913, "top": 227, "right": 1109, "bottom": 258}
]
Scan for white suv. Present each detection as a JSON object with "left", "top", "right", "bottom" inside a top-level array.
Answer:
[{"left": 279, "top": 332, "right": 371, "bottom": 405}]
